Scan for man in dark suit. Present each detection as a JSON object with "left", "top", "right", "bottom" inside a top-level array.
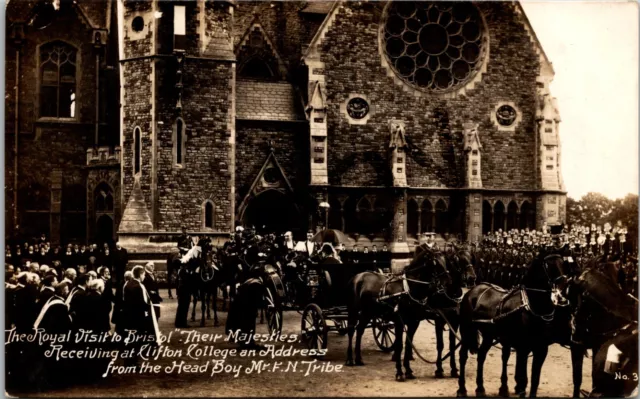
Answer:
[
  {"left": 36, "top": 273, "right": 57, "bottom": 315},
  {"left": 112, "top": 240, "right": 128, "bottom": 285},
  {"left": 67, "top": 274, "right": 89, "bottom": 330},
  {"left": 63, "top": 244, "right": 75, "bottom": 269},
  {"left": 143, "top": 262, "right": 162, "bottom": 320},
  {"left": 175, "top": 265, "right": 192, "bottom": 328},
  {"left": 13, "top": 272, "right": 40, "bottom": 333},
  {"left": 32, "top": 281, "right": 72, "bottom": 389},
  {"left": 98, "top": 266, "right": 115, "bottom": 306},
  {"left": 121, "top": 266, "right": 159, "bottom": 366}
]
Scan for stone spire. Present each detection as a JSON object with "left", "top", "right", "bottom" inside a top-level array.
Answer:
[{"left": 119, "top": 179, "right": 153, "bottom": 233}]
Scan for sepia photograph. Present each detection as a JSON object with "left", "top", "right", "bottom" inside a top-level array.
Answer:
[{"left": 3, "top": 0, "right": 639, "bottom": 397}]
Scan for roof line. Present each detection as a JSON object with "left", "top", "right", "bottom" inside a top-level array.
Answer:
[
  {"left": 302, "top": 0, "right": 342, "bottom": 60},
  {"left": 235, "top": 15, "right": 288, "bottom": 77},
  {"left": 514, "top": 2, "right": 554, "bottom": 76},
  {"left": 73, "top": 2, "right": 98, "bottom": 29}
]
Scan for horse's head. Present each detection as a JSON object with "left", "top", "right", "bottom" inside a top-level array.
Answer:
[
  {"left": 405, "top": 250, "right": 451, "bottom": 301},
  {"left": 570, "top": 268, "right": 638, "bottom": 345},
  {"left": 541, "top": 254, "right": 570, "bottom": 287},
  {"left": 448, "top": 248, "right": 476, "bottom": 288}
]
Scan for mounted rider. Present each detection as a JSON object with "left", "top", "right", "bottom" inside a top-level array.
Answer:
[{"left": 177, "top": 225, "right": 194, "bottom": 257}]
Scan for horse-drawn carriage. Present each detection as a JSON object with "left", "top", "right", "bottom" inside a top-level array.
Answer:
[{"left": 298, "top": 256, "right": 398, "bottom": 354}]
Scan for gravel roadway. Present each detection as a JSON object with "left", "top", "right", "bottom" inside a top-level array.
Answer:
[{"left": 29, "top": 298, "right": 591, "bottom": 398}]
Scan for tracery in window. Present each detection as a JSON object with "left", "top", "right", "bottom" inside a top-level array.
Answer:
[
  {"left": 39, "top": 41, "right": 77, "bottom": 118},
  {"left": 382, "top": 2, "right": 486, "bottom": 93},
  {"left": 95, "top": 182, "right": 114, "bottom": 212}
]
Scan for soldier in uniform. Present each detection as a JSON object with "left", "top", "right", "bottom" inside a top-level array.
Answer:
[{"left": 177, "top": 225, "right": 193, "bottom": 256}]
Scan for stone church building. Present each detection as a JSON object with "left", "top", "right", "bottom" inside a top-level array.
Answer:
[{"left": 6, "top": 0, "right": 566, "bottom": 260}]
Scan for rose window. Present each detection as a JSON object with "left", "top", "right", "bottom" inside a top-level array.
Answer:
[{"left": 382, "top": 2, "right": 487, "bottom": 93}]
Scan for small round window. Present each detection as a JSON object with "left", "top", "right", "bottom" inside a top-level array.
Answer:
[
  {"left": 131, "top": 16, "right": 145, "bottom": 32},
  {"left": 382, "top": 2, "right": 487, "bottom": 93},
  {"left": 346, "top": 98, "right": 370, "bottom": 119},
  {"left": 263, "top": 167, "right": 279, "bottom": 184},
  {"left": 496, "top": 105, "right": 517, "bottom": 127}
]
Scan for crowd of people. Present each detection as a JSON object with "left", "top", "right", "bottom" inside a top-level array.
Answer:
[
  {"left": 5, "top": 235, "right": 162, "bottom": 392},
  {"left": 471, "top": 223, "right": 638, "bottom": 296},
  {"left": 5, "top": 222, "right": 637, "bottom": 391}
]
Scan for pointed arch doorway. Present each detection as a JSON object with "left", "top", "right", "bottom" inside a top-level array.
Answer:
[{"left": 242, "top": 190, "right": 301, "bottom": 235}]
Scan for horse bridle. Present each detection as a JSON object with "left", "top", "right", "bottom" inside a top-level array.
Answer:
[
  {"left": 401, "top": 256, "right": 450, "bottom": 304},
  {"left": 574, "top": 285, "right": 638, "bottom": 339},
  {"left": 541, "top": 254, "right": 568, "bottom": 288}
]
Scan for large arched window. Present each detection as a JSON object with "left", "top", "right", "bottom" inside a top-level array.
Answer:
[
  {"left": 202, "top": 200, "right": 215, "bottom": 230},
  {"left": 39, "top": 41, "right": 77, "bottom": 118},
  {"left": 134, "top": 127, "right": 141, "bottom": 175},
  {"left": 174, "top": 118, "right": 186, "bottom": 166},
  {"left": 95, "top": 182, "right": 114, "bottom": 212}
]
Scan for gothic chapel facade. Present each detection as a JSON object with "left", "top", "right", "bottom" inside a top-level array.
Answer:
[{"left": 6, "top": 0, "right": 566, "bottom": 259}]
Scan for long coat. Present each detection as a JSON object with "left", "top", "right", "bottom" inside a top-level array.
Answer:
[
  {"left": 120, "top": 279, "right": 156, "bottom": 338},
  {"left": 112, "top": 247, "right": 128, "bottom": 282}
]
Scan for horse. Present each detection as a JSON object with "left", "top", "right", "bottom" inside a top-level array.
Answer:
[
  {"left": 345, "top": 248, "right": 451, "bottom": 382},
  {"left": 568, "top": 267, "right": 638, "bottom": 397},
  {"left": 186, "top": 236, "right": 241, "bottom": 328},
  {"left": 494, "top": 252, "right": 582, "bottom": 398},
  {"left": 428, "top": 245, "right": 477, "bottom": 379},
  {"left": 457, "top": 253, "right": 569, "bottom": 398}
]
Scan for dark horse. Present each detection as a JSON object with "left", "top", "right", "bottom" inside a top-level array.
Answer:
[
  {"left": 429, "top": 245, "right": 477, "bottom": 379},
  {"left": 457, "top": 253, "right": 569, "bottom": 398},
  {"left": 345, "top": 249, "right": 451, "bottom": 381},
  {"left": 569, "top": 267, "right": 638, "bottom": 397}
]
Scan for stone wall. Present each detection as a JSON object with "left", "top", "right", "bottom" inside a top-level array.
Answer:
[
  {"left": 155, "top": 58, "right": 234, "bottom": 232},
  {"left": 235, "top": 121, "right": 309, "bottom": 202},
  {"left": 318, "top": 2, "right": 540, "bottom": 191},
  {"left": 5, "top": 4, "right": 111, "bottom": 243}
]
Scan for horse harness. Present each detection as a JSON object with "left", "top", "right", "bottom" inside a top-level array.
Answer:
[
  {"left": 473, "top": 283, "right": 556, "bottom": 324},
  {"left": 377, "top": 263, "right": 449, "bottom": 308}
]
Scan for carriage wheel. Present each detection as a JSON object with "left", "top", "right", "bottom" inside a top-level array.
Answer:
[
  {"left": 301, "top": 303, "right": 328, "bottom": 354},
  {"left": 265, "top": 287, "right": 283, "bottom": 335},
  {"left": 372, "top": 316, "right": 396, "bottom": 352}
]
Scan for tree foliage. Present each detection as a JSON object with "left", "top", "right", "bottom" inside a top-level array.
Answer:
[{"left": 567, "top": 192, "right": 638, "bottom": 247}]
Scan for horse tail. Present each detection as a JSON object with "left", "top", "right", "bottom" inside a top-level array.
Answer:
[{"left": 459, "top": 293, "right": 479, "bottom": 355}]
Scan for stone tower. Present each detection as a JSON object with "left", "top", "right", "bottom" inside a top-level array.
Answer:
[{"left": 117, "top": 0, "right": 236, "bottom": 255}]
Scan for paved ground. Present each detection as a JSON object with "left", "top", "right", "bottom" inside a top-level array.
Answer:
[{"left": 29, "top": 297, "right": 591, "bottom": 397}]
